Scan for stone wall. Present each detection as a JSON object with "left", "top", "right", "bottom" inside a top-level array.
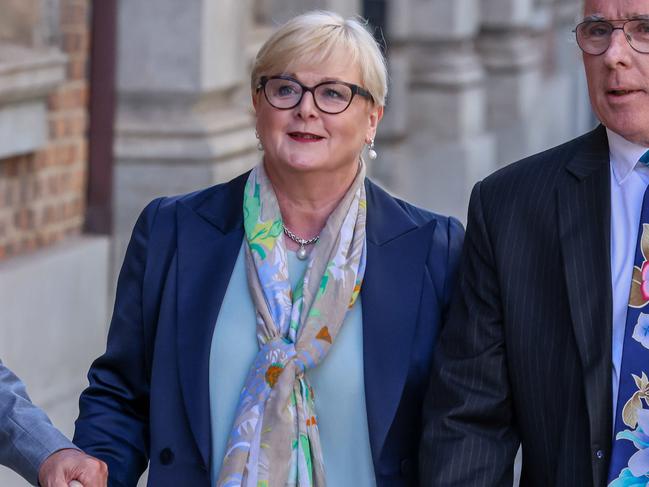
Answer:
[
  {"left": 0, "top": 0, "right": 90, "bottom": 260},
  {"left": 110, "top": 0, "right": 592, "bottom": 274},
  {"left": 372, "top": 0, "right": 593, "bottom": 220},
  {"left": 0, "top": 2, "right": 109, "bottom": 485},
  {"left": 0, "top": 236, "right": 110, "bottom": 486}
]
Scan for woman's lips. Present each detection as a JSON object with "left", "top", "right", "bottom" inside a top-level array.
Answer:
[{"left": 288, "top": 132, "right": 324, "bottom": 142}]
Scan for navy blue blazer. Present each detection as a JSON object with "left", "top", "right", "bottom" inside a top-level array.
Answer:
[{"left": 73, "top": 172, "right": 463, "bottom": 487}]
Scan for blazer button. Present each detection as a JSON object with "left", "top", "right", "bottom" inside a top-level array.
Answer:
[
  {"left": 595, "top": 449, "right": 605, "bottom": 460},
  {"left": 400, "top": 458, "right": 413, "bottom": 476},
  {"left": 160, "top": 447, "right": 175, "bottom": 465}
]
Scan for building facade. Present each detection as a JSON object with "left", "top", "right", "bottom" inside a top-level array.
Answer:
[
  {"left": 0, "top": 0, "right": 109, "bottom": 485},
  {"left": 0, "top": 0, "right": 590, "bottom": 484}
]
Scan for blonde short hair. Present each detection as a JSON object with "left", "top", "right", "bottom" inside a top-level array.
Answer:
[{"left": 251, "top": 10, "right": 388, "bottom": 107}]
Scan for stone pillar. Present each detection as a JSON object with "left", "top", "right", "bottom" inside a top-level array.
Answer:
[
  {"left": 367, "top": 0, "right": 408, "bottom": 188},
  {"left": 479, "top": 0, "right": 545, "bottom": 167},
  {"left": 479, "top": 0, "right": 588, "bottom": 169},
  {"left": 383, "top": 0, "right": 496, "bottom": 222},
  {"left": 113, "top": 0, "right": 260, "bottom": 271},
  {"left": 255, "top": 0, "right": 362, "bottom": 24},
  {"left": 541, "top": 0, "right": 594, "bottom": 142}
]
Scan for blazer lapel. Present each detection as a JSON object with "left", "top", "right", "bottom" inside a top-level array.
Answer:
[
  {"left": 557, "top": 125, "right": 612, "bottom": 485},
  {"left": 174, "top": 174, "right": 434, "bottom": 470},
  {"left": 175, "top": 174, "right": 248, "bottom": 470},
  {"left": 361, "top": 180, "right": 436, "bottom": 465}
]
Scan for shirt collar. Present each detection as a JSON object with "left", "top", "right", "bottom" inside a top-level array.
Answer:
[{"left": 607, "top": 128, "right": 649, "bottom": 185}]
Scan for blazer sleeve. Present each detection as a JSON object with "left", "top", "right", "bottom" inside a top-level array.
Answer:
[
  {"left": 419, "top": 181, "right": 519, "bottom": 486},
  {"left": 0, "top": 360, "right": 77, "bottom": 486},
  {"left": 73, "top": 198, "right": 164, "bottom": 487}
]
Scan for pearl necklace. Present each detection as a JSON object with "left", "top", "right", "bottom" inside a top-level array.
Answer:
[{"left": 282, "top": 225, "right": 319, "bottom": 260}]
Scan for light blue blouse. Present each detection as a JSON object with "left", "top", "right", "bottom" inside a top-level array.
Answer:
[{"left": 209, "top": 244, "right": 376, "bottom": 486}]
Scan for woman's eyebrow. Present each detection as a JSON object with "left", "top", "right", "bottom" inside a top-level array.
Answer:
[{"left": 282, "top": 74, "right": 346, "bottom": 84}]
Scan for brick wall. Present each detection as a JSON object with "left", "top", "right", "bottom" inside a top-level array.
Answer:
[{"left": 0, "top": 0, "right": 91, "bottom": 260}]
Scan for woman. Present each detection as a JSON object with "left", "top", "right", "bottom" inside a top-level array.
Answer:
[{"left": 74, "top": 11, "right": 463, "bottom": 487}]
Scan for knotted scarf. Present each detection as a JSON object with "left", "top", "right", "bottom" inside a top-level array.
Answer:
[{"left": 216, "top": 161, "right": 367, "bottom": 487}]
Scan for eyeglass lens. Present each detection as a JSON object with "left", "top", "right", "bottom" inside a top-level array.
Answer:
[
  {"left": 264, "top": 78, "right": 353, "bottom": 113},
  {"left": 576, "top": 19, "right": 649, "bottom": 54}
]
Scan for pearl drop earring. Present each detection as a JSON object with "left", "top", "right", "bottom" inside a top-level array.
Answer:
[
  {"left": 368, "top": 138, "right": 377, "bottom": 160},
  {"left": 255, "top": 130, "right": 263, "bottom": 151}
]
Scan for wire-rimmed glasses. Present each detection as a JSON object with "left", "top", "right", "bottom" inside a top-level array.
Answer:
[{"left": 574, "top": 18, "right": 649, "bottom": 55}]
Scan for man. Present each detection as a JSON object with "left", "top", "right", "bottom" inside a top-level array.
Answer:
[
  {"left": 421, "top": 0, "right": 649, "bottom": 486},
  {"left": 0, "top": 360, "right": 107, "bottom": 486}
]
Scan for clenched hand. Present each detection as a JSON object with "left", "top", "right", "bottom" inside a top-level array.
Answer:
[{"left": 38, "top": 448, "right": 108, "bottom": 487}]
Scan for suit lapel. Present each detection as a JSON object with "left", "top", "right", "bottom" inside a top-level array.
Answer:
[
  {"left": 557, "top": 125, "right": 612, "bottom": 485},
  {"left": 361, "top": 180, "right": 435, "bottom": 465},
  {"left": 174, "top": 175, "right": 432, "bottom": 470},
  {"left": 175, "top": 174, "right": 248, "bottom": 469}
]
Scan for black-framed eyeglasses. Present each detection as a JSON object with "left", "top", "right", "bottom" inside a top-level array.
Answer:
[
  {"left": 256, "top": 75, "right": 374, "bottom": 114},
  {"left": 574, "top": 18, "right": 649, "bottom": 55}
]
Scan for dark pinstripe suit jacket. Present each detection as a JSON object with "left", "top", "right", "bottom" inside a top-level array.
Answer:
[{"left": 421, "top": 125, "right": 613, "bottom": 487}]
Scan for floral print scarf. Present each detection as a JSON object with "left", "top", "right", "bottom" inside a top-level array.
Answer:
[{"left": 216, "top": 161, "right": 367, "bottom": 487}]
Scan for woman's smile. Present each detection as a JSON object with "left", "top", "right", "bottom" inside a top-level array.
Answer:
[{"left": 287, "top": 131, "right": 326, "bottom": 142}]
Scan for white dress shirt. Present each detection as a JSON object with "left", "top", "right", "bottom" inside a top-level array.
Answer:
[{"left": 608, "top": 128, "right": 649, "bottom": 422}]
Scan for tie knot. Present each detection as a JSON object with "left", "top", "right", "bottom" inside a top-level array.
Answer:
[{"left": 641, "top": 150, "right": 649, "bottom": 167}]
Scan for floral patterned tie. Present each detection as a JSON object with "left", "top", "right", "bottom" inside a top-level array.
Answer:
[{"left": 608, "top": 149, "right": 649, "bottom": 486}]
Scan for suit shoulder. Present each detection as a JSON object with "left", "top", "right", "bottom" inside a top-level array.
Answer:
[
  {"left": 395, "top": 196, "right": 464, "bottom": 243},
  {"left": 142, "top": 171, "right": 249, "bottom": 225},
  {"left": 482, "top": 128, "right": 601, "bottom": 190},
  {"left": 367, "top": 178, "right": 460, "bottom": 229},
  {"left": 367, "top": 180, "right": 465, "bottom": 306},
  {"left": 365, "top": 178, "right": 464, "bottom": 258},
  {"left": 159, "top": 172, "right": 247, "bottom": 211}
]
